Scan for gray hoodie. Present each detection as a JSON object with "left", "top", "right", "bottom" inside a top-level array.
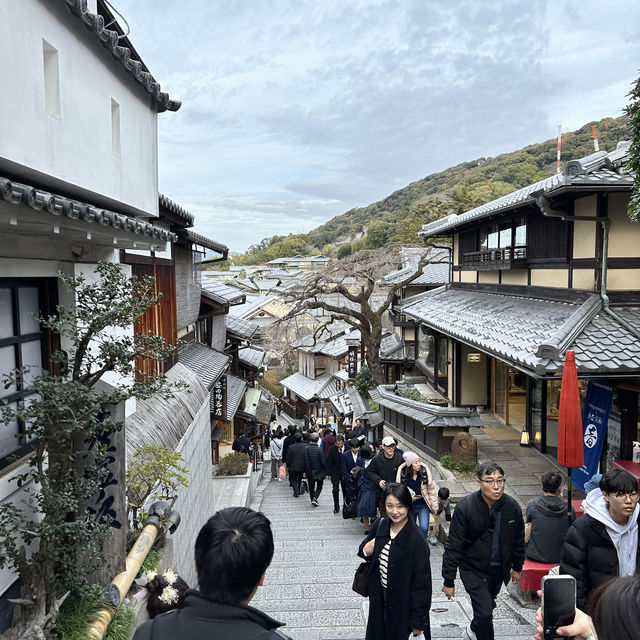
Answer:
[{"left": 585, "top": 488, "right": 639, "bottom": 577}]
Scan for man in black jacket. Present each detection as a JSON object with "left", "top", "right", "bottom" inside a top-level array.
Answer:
[
  {"left": 442, "top": 462, "right": 524, "bottom": 640},
  {"left": 132, "top": 507, "right": 290, "bottom": 640},
  {"left": 365, "top": 435, "right": 404, "bottom": 516},
  {"left": 285, "top": 432, "right": 307, "bottom": 497},
  {"left": 327, "top": 434, "right": 347, "bottom": 514},
  {"left": 304, "top": 432, "right": 326, "bottom": 506},
  {"left": 525, "top": 471, "right": 574, "bottom": 563}
]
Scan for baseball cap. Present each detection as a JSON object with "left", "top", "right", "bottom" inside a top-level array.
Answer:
[{"left": 381, "top": 436, "right": 396, "bottom": 446}]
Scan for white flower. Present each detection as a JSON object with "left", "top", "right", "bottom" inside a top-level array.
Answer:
[
  {"left": 163, "top": 568, "right": 178, "bottom": 586},
  {"left": 158, "top": 585, "right": 178, "bottom": 605},
  {"left": 145, "top": 571, "right": 157, "bottom": 582}
]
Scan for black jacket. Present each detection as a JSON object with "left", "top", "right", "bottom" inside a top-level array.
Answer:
[
  {"left": 442, "top": 490, "right": 525, "bottom": 588},
  {"left": 365, "top": 449, "right": 404, "bottom": 489},
  {"left": 131, "top": 590, "right": 290, "bottom": 640},
  {"left": 525, "top": 495, "right": 574, "bottom": 564},
  {"left": 285, "top": 442, "right": 307, "bottom": 472},
  {"left": 358, "top": 517, "right": 431, "bottom": 640},
  {"left": 327, "top": 444, "right": 345, "bottom": 478},
  {"left": 281, "top": 433, "right": 295, "bottom": 464},
  {"left": 560, "top": 512, "right": 640, "bottom": 610},
  {"left": 304, "top": 443, "right": 326, "bottom": 478}
]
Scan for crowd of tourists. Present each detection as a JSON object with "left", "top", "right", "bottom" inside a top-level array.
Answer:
[{"left": 130, "top": 417, "right": 640, "bottom": 640}]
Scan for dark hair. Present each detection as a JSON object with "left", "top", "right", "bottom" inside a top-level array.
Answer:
[
  {"left": 383, "top": 482, "right": 412, "bottom": 511},
  {"left": 589, "top": 575, "right": 640, "bottom": 639},
  {"left": 359, "top": 444, "right": 373, "bottom": 460},
  {"left": 349, "top": 438, "right": 360, "bottom": 449},
  {"left": 600, "top": 469, "right": 638, "bottom": 495},
  {"left": 293, "top": 432, "right": 302, "bottom": 443},
  {"left": 146, "top": 572, "right": 188, "bottom": 618},
  {"left": 541, "top": 471, "right": 562, "bottom": 493},
  {"left": 336, "top": 434, "right": 345, "bottom": 442},
  {"left": 476, "top": 462, "right": 505, "bottom": 479},
  {"left": 438, "top": 487, "right": 450, "bottom": 500},
  {"left": 194, "top": 507, "right": 274, "bottom": 604}
]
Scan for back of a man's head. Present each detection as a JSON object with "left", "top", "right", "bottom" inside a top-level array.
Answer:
[
  {"left": 541, "top": 471, "right": 562, "bottom": 494},
  {"left": 195, "top": 507, "right": 274, "bottom": 605}
]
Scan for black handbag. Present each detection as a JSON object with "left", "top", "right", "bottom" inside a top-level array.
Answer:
[
  {"left": 342, "top": 501, "right": 357, "bottom": 519},
  {"left": 352, "top": 561, "right": 370, "bottom": 596}
]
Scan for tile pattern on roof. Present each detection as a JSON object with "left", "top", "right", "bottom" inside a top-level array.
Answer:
[
  {"left": 201, "top": 279, "right": 246, "bottom": 305},
  {"left": 178, "top": 342, "right": 229, "bottom": 389},
  {"left": 220, "top": 374, "right": 248, "bottom": 420},
  {"left": 61, "top": 0, "right": 180, "bottom": 112},
  {"left": 159, "top": 194, "right": 194, "bottom": 226},
  {"left": 179, "top": 230, "right": 227, "bottom": 255},
  {"left": 225, "top": 315, "right": 259, "bottom": 340},
  {"left": 1, "top": 177, "right": 176, "bottom": 243},
  {"left": 280, "top": 372, "right": 341, "bottom": 401},
  {"left": 420, "top": 144, "right": 633, "bottom": 238},
  {"left": 371, "top": 385, "right": 484, "bottom": 428},
  {"left": 402, "top": 288, "right": 640, "bottom": 375},
  {"left": 239, "top": 346, "right": 266, "bottom": 370}
]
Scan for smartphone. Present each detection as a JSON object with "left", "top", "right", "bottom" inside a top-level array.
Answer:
[{"left": 541, "top": 575, "right": 576, "bottom": 639}]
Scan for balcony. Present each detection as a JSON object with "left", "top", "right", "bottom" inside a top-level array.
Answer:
[
  {"left": 461, "top": 246, "right": 527, "bottom": 270},
  {"left": 389, "top": 306, "right": 416, "bottom": 327}
]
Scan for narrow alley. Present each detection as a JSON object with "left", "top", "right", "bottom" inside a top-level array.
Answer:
[{"left": 250, "top": 473, "right": 537, "bottom": 639}]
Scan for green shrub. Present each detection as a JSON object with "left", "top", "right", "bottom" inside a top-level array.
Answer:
[
  {"left": 355, "top": 365, "right": 373, "bottom": 399},
  {"left": 218, "top": 452, "right": 250, "bottom": 476},
  {"left": 439, "top": 453, "right": 477, "bottom": 474},
  {"left": 140, "top": 548, "right": 159, "bottom": 575},
  {"left": 367, "top": 399, "right": 379, "bottom": 412},
  {"left": 48, "top": 585, "right": 133, "bottom": 640}
]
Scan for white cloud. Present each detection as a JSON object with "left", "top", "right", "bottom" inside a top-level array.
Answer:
[{"left": 113, "top": 0, "right": 640, "bottom": 251}]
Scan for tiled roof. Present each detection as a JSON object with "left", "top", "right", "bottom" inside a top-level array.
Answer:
[
  {"left": 225, "top": 315, "right": 259, "bottom": 340},
  {"left": 201, "top": 279, "right": 246, "bottom": 305},
  {"left": 401, "top": 287, "right": 640, "bottom": 376},
  {"left": 61, "top": 0, "right": 180, "bottom": 112},
  {"left": 178, "top": 230, "right": 227, "bottom": 256},
  {"left": 256, "top": 393, "right": 274, "bottom": 425},
  {"left": 420, "top": 143, "right": 633, "bottom": 238},
  {"left": 371, "top": 385, "right": 483, "bottom": 428},
  {"left": 280, "top": 372, "right": 341, "bottom": 402},
  {"left": 379, "top": 332, "right": 410, "bottom": 361},
  {"left": 222, "top": 374, "right": 248, "bottom": 420},
  {"left": 0, "top": 177, "right": 177, "bottom": 245},
  {"left": 298, "top": 329, "right": 359, "bottom": 358},
  {"left": 178, "top": 342, "right": 230, "bottom": 389},
  {"left": 159, "top": 194, "right": 194, "bottom": 226},
  {"left": 380, "top": 248, "right": 450, "bottom": 286},
  {"left": 238, "top": 346, "right": 266, "bottom": 371},
  {"left": 346, "top": 387, "right": 384, "bottom": 426}
]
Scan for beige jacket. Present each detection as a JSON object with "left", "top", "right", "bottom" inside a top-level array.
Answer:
[{"left": 396, "top": 462, "right": 438, "bottom": 514}]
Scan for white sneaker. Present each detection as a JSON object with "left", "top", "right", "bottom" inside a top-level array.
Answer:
[
  {"left": 278, "top": 478, "right": 282, "bottom": 481},
  {"left": 463, "top": 624, "right": 477, "bottom": 640}
]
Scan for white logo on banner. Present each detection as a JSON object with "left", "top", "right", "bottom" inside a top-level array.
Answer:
[{"left": 584, "top": 424, "right": 598, "bottom": 449}]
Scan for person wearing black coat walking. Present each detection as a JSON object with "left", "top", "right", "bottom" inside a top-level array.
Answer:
[
  {"left": 285, "top": 433, "right": 307, "bottom": 497},
  {"left": 442, "top": 462, "right": 524, "bottom": 640},
  {"left": 327, "top": 434, "right": 347, "bottom": 514},
  {"left": 304, "top": 432, "right": 326, "bottom": 506},
  {"left": 366, "top": 435, "right": 404, "bottom": 516},
  {"left": 358, "top": 483, "right": 431, "bottom": 640}
]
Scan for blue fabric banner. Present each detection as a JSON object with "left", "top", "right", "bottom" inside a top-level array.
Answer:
[{"left": 572, "top": 381, "right": 614, "bottom": 493}]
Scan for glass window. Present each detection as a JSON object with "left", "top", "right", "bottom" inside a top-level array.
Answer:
[
  {"left": 499, "top": 226, "right": 512, "bottom": 248},
  {"left": 21, "top": 340, "right": 43, "bottom": 387},
  {"left": 0, "top": 403, "right": 19, "bottom": 456},
  {"left": 515, "top": 217, "right": 527, "bottom": 246},
  {"left": 418, "top": 329, "right": 435, "bottom": 376},
  {"left": 18, "top": 287, "right": 40, "bottom": 334},
  {"left": 480, "top": 229, "right": 488, "bottom": 251},
  {"left": 487, "top": 226, "right": 499, "bottom": 249},
  {"left": 0, "top": 346, "right": 16, "bottom": 394},
  {"left": 0, "top": 288, "right": 12, "bottom": 339}
]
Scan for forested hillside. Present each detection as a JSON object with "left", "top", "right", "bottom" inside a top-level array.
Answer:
[{"left": 228, "top": 116, "right": 627, "bottom": 266}]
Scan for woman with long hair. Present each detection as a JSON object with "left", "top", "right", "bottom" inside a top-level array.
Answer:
[
  {"left": 396, "top": 451, "right": 438, "bottom": 542},
  {"left": 358, "top": 483, "right": 432, "bottom": 640}
]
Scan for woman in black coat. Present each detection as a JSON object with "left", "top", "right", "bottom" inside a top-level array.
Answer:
[{"left": 358, "top": 483, "right": 432, "bottom": 640}]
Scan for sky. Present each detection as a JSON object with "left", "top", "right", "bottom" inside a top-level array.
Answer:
[{"left": 112, "top": 0, "right": 640, "bottom": 253}]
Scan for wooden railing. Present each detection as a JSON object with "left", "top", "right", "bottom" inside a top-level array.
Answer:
[{"left": 461, "top": 246, "right": 527, "bottom": 268}]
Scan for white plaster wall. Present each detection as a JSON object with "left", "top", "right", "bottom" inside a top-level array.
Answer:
[
  {"left": 172, "top": 399, "right": 214, "bottom": 589},
  {"left": 0, "top": 0, "right": 159, "bottom": 217}
]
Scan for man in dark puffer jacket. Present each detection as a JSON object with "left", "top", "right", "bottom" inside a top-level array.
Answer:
[
  {"left": 132, "top": 507, "right": 290, "bottom": 640},
  {"left": 560, "top": 468, "right": 640, "bottom": 612},
  {"left": 442, "top": 462, "right": 524, "bottom": 640}
]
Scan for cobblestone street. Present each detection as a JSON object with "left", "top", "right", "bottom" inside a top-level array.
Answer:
[{"left": 251, "top": 473, "right": 537, "bottom": 639}]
